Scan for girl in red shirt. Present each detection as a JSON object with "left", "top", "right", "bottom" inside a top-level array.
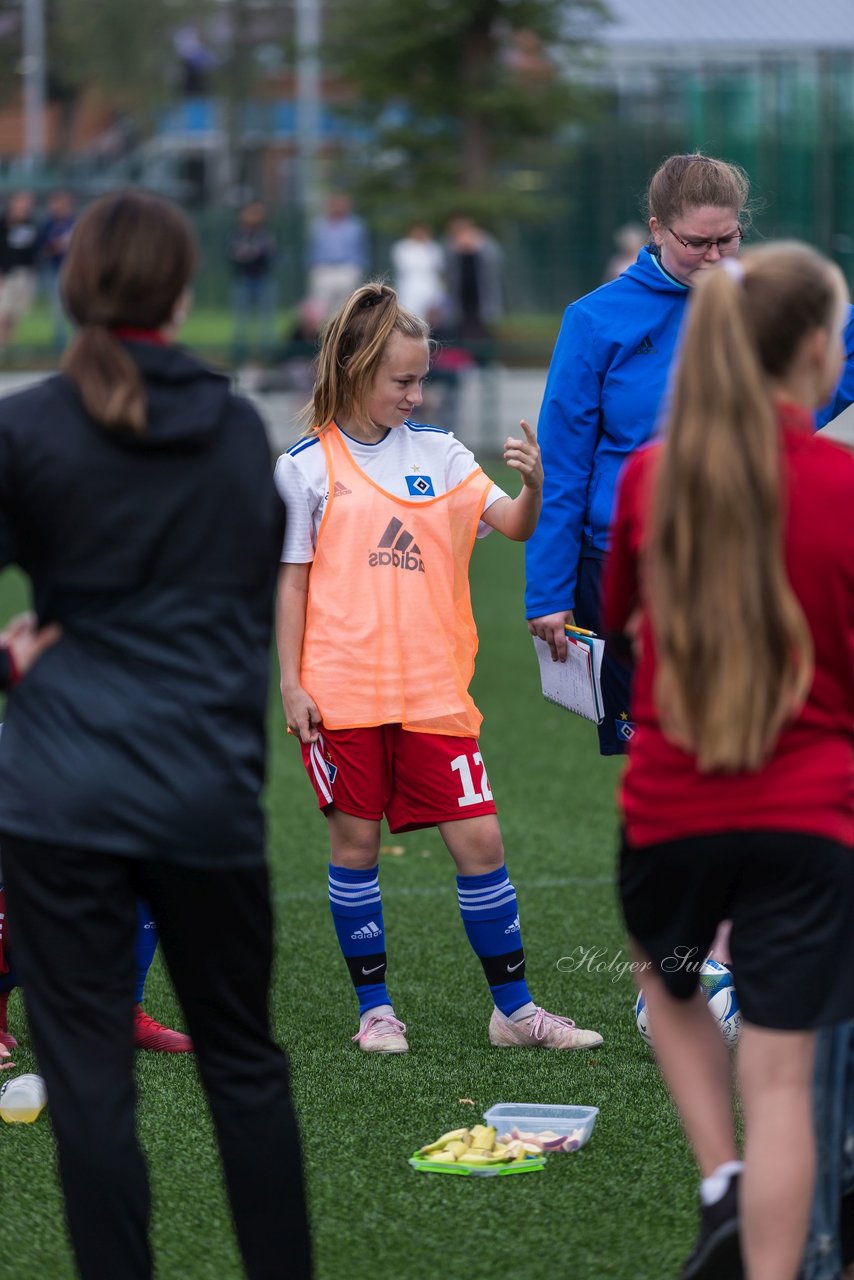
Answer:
[{"left": 603, "top": 243, "right": 854, "bottom": 1280}]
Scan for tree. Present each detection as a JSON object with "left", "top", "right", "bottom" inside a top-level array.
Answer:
[{"left": 324, "top": 0, "right": 611, "bottom": 228}]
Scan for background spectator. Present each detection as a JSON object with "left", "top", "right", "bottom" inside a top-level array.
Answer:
[
  {"left": 173, "top": 25, "right": 217, "bottom": 95},
  {"left": 421, "top": 300, "right": 476, "bottom": 432},
  {"left": 39, "top": 190, "right": 76, "bottom": 354},
  {"left": 391, "top": 221, "right": 445, "bottom": 321},
  {"left": 443, "top": 214, "right": 503, "bottom": 345},
  {"left": 250, "top": 297, "right": 324, "bottom": 394},
  {"left": 602, "top": 222, "right": 648, "bottom": 282},
  {"left": 0, "top": 191, "right": 40, "bottom": 352},
  {"left": 306, "top": 192, "right": 368, "bottom": 321},
  {"left": 228, "top": 200, "right": 277, "bottom": 362}
]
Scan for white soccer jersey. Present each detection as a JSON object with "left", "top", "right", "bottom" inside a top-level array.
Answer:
[{"left": 274, "top": 421, "right": 507, "bottom": 563}]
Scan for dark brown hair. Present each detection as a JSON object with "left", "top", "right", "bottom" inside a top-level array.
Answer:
[{"left": 61, "top": 189, "right": 196, "bottom": 433}]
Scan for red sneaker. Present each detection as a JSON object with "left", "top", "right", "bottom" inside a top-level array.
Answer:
[
  {"left": 0, "top": 991, "right": 18, "bottom": 1050},
  {"left": 133, "top": 1005, "right": 193, "bottom": 1053}
]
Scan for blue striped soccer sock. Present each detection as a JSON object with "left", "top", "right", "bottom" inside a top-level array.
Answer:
[
  {"left": 328, "top": 864, "right": 391, "bottom": 1016},
  {"left": 457, "top": 866, "right": 533, "bottom": 1017},
  {"left": 134, "top": 901, "right": 159, "bottom": 1004}
]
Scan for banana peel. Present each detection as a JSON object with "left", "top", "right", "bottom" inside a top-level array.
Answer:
[
  {"left": 415, "top": 1125, "right": 541, "bottom": 1170},
  {"left": 419, "top": 1127, "right": 470, "bottom": 1155},
  {"left": 468, "top": 1124, "right": 497, "bottom": 1152}
]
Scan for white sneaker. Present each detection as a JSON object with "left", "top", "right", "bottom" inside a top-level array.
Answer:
[
  {"left": 352, "top": 1013, "right": 409, "bottom": 1054},
  {"left": 489, "top": 1006, "right": 603, "bottom": 1051}
]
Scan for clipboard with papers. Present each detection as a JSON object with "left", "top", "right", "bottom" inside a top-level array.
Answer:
[{"left": 532, "top": 624, "right": 606, "bottom": 725}]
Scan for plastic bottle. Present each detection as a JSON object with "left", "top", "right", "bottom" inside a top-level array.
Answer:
[{"left": 0, "top": 1073, "right": 47, "bottom": 1123}]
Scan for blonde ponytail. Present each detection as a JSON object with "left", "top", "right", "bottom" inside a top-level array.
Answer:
[{"left": 647, "top": 243, "right": 843, "bottom": 770}]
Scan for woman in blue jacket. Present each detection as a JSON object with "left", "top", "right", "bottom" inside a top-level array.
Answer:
[{"left": 525, "top": 152, "right": 749, "bottom": 754}]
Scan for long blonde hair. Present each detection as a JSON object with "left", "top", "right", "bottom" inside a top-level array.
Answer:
[
  {"left": 648, "top": 243, "right": 846, "bottom": 771},
  {"left": 308, "top": 281, "right": 428, "bottom": 433}
]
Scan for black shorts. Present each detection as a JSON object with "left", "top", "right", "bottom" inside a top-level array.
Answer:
[{"left": 619, "top": 829, "right": 854, "bottom": 1031}]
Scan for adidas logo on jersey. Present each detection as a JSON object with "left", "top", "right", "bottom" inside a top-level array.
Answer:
[
  {"left": 635, "top": 334, "right": 656, "bottom": 355},
  {"left": 333, "top": 480, "right": 352, "bottom": 496},
  {"left": 351, "top": 920, "right": 382, "bottom": 940},
  {"left": 504, "top": 915, "right": 520, "bottom": 934},
  {"left": 369, "top": 517, "right": 425, "bottom": 573}
]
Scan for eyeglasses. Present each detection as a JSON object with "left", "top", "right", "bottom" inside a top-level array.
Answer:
[{"left": 666, "top": 225, "right": 744, "bottom": 257}]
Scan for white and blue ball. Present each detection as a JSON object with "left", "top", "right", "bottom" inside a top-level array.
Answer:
[
  {"left": 634, "top": 989, "right": 653, "bottom": 1046},
  {"left": 635, "top": 958, "right": 741, "bottom": 1049}
]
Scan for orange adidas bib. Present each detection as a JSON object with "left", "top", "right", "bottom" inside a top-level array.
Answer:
[{"left": 300, "top": 424, "right": 493, "bottom": 736}]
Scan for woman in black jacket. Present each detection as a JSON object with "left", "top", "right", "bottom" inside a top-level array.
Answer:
[{"left": 0, "top": 190, "right": 311, "bottom": 1280}]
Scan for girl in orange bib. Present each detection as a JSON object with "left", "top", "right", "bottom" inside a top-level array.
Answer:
[{"left": 276, "top": 282, "right": 603, "bottom": 1054}]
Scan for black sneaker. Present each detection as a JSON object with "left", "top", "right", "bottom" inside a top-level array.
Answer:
[{"left": 680, "top": 1172, "right": 743, "bottom": 1280}]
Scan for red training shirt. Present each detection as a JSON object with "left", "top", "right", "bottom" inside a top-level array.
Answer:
[{"left": 602, "top": 401, "right": 854, "bottom": 848}]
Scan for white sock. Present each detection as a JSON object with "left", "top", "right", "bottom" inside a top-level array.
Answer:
[
  {"left": 360, "top": 1003, "right": 395, "bottom": 1027},
  {"left": 700, "top": 1160, "right": 743, "bottom": 1206},
  {"left": 507, "top": 1001, "right": 537, "bottom": 1024}
]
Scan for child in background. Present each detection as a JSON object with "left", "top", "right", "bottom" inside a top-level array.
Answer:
[
  {"left": 275, "top": 282, "right": 603, "bottom": 1055},
  {"left": 131, "top": 903, "right": 192, "bottom": 1052},
  {"left": 0, "top": 889, "right": 191, "bottom": 1055}
]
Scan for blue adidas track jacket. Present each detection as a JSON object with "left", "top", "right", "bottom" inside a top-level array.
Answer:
[
  {"left": 525, "top": 252, "right": 854, "bottom": 619},
  {"left": 817, "top": 306, "right": 854, "bottom": 429},
  {"left": 525, "top": 246, "right": 688, "bottom": 618}
]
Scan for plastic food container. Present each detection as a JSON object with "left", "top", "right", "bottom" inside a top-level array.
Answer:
[
  {"left": 408, "top": 1149, "right": 546, "bottom": 1178},
  {"left": 482, "top": 1103, "right": 599, "bottom": 1152}
]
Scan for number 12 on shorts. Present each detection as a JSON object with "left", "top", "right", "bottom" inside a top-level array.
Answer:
[{"left": 451, "top": 751, "right": 493, "bottom": 807}]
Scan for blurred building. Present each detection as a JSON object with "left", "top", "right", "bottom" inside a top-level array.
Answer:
[
  {"left": 503, "top": 0, "right": 854, "bottom": 310},
  {"left": 600, "top": 0, "right": 854, "bottom": 250}
]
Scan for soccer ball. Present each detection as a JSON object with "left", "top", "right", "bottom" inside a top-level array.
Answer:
[
  {"left": 634, "top": 957, "right": 741, "bottom": 1049},
  {"left": 634, "top": 989, "right": 652, "bottom": 1046}
]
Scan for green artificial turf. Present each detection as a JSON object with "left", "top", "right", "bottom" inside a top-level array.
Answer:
[
  {"left": 0, "top": 463, "right": 701, "bottom": 1280},
  {"left": 4, "top": 305, "right": 564, "bottom": 369}
]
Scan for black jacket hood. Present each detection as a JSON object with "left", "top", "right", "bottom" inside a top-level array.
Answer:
[{"left": 75, "top": 341, "right": 233, "bottom": 452}]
